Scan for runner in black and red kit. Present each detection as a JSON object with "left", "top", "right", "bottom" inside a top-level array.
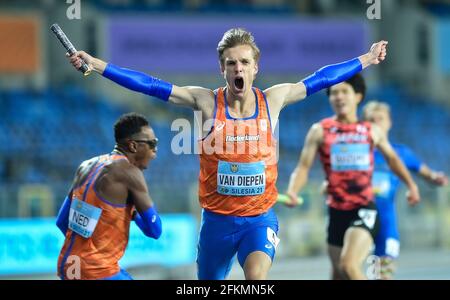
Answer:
[{"left": 284, "top": 74, "right": 420, "bottom": 279}]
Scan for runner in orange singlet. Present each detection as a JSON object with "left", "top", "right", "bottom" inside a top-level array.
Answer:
[
  {"left": 67, "top": 28, "right": 388, "bottom": 279},
  {"left": 56, "top": 113, "right": 161, "bottom": 280}
]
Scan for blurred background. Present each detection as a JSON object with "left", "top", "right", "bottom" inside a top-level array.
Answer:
[{"left": 0, "top": 0, "right": 449, "bottom": 279}]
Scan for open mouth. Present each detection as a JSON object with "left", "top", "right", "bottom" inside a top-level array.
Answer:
[
  {"left": 234, "top": 77, "right": 244, "bottom": 90},
  {"left": 335, "top": 102, "right": 345, "bottom": 109}
]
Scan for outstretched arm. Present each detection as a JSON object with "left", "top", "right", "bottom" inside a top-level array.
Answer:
[
  {"left": 400, "top": 146, "right": 449, "bottom": 186},
  {"left": 264, "top": 40, "right": 388, "bottom": 109},
  {"left": 372, "top": 124, "right": 420, "bottom": 206},
  {"left": 67, "top": 51, "right": 213, "bottom": 110},
  {"left": 285, "top": 123, "right": 323, "bottom": 207}
]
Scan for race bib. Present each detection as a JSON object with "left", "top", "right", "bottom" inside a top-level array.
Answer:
[
  {"left": 69, "top": 198, "right": 102, "bottom": 238},
  {"left": 372, "top": 171, "right": 391, "bottom": 198},
  {"left": 331, "top": 143, "right": 370, "bottom": 171},
  {"left": 217, "top": 161, "right": 265, "bottom": 196}
]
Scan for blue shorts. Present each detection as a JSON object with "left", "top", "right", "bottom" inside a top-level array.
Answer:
[
  {"left": 374, "top": 200, "right": 400, "bottom": 258},
  {"left": 101, "top": 269, "right": 133, "bottom": 280},
  {"left": 196, "top": 208, "right": 279, "bottom": 280}
]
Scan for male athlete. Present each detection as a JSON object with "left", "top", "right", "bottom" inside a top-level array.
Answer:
[
  {"left": 285, "top": 74, "right": 420, "bottom": 280},
  {"left": 56, "top": 113, "right": 162, "bottom": 280},
  {"left": 363, "top": 100, "right": 448, "bottom": 279},
  {"left": 66, "top": 28, "right": 388, "bottom": 279}
]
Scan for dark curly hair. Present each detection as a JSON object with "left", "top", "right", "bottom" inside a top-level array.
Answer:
[{"left": 114, "top": 112, "right": 149, "bottom": 143}]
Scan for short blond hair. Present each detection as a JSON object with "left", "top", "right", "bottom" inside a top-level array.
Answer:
[
  {"left": 362, "top": 100, "right": 391, "bottom": 121},
  {"left": 217, "top": 28, "right": 260, "bottom": 65}
]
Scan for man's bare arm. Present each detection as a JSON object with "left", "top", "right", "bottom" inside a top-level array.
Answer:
[
  {"left": 121, "top": 165, "right": 154, "bottom": 213},
  {"left": 418, "top": 165, "right": 449, "bottom": 186},
  {"left": 169, "top": 85, "right": 214, "bottom": 109},
  {"left": 123, "top": 165, "right": 162, "bottom": 239},
  {"left": 285, "top": 123, "right": 323, "bottom": 207},
  {"left": 372, "top": 124, "right": 420, "bottom": 206}
]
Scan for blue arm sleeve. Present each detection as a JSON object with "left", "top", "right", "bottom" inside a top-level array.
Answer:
[
  {"left": 134, "top": 206, "right": 162, "bottom": 239},
  {"left": 102, "top": 63, "right": 173, "bottom": 101},
  {"left": 302, "top": 57, "right": 363, "bottom": 96},
  {"left": 56, "top": 193, "right": 71, "bottom": 235},
  {"left": 399, "top": 146, "right": 423, "bottom": 173}
]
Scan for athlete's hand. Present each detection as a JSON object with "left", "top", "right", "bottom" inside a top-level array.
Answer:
[
  {"left": 284, "top": 191, "right": 301, "bottom": 208},
  {"left": 406, "top": 184, "right": 420, "bottom": 206},
  {"left": 66, "top": 51, "right": 106, "bottom": 74},
  {"left": 367, "top": 40, "right": 388, "bottom": 65},
  {"left": 431, "top": 172, "right": 449, "bottom": 186},
  {"left": 67, "top": 50, "right": 93, "bottom": 70}
]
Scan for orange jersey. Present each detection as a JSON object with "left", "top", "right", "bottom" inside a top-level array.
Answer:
[
  {"left": 199, "top": 87, "right": 278, "bottom": 216},
  {"left": 57, "top": 153, "right": 134, "bottom": 280}
]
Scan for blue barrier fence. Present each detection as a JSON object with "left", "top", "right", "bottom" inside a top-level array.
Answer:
[{"left": 0, "top": 214, "right": 197, "bottom": 275}]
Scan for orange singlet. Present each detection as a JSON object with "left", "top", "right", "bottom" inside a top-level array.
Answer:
[
  {"left": 57, "top": 153, "right": 133, "bottom": 280},
  {"left": 199, "top": 87, "right": 278, "bottom": 216}
]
